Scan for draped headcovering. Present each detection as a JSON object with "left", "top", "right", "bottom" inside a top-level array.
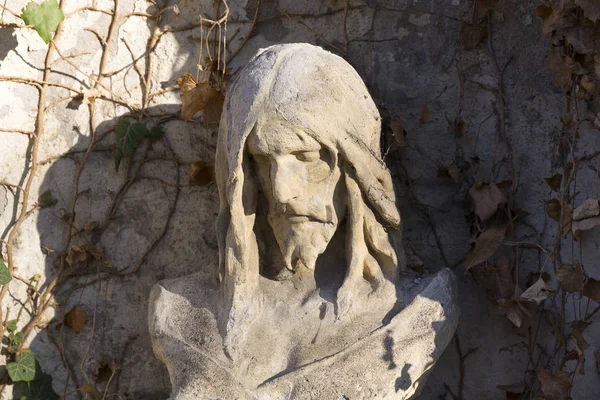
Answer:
[{"left": 215, "top": 43, "right": 401, "bottom": 343}]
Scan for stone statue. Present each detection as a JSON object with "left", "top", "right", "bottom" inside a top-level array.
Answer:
[{"left": 149, "top": 43, "right": 459, "bottom": 400}]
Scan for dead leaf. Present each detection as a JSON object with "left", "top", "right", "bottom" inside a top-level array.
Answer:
[
  {"left": 77, "top": 385, "right": 103, "bottom": 400},
  {"left": 65, "top": 306, "right": 88, "bottom": 334},
  {"left": 177, "top": 73, "right": 225, "bottom": 123},
  {"left": 497, "top": 298, "right": 536, "bottom": 328},
  {"left": 469, "top": 181, "right": 507, "bottom": 222},
  {"left": 583, "top": 277, "right": 600, "bottom": 303},
  {"left": 573, "top": 199, "right": 600, "bottom": 220},
  {"left": 573, "top": 216, "right": 600, "bottom": 237},
  {"left": 81, "top": 88, "right": 101, "bottom": 106},
  {"left": 537, "top": 369, "right": 572, "bottom": 400},
  {"left": 520, "top": 277, "right": 555, "bottom": 304},
  {"left": 580, "top": 74, "right": 596, "bottom": 94},
  {"left": 475, "top": 0, "right": 498, "bottom": 16},
  {"left": 464, "top": 225, "right": 506, "bottom": 270},
  {"left": 419, "top": 105, "right": 429, "bottom": 125},
  {"left": 536, "top": 5, "right": 566, "bottom": 36},
  {"left": 405, "top": 245, "right": 425, "bottom": 271},
  {"left": 448, "top": 118, "right": 468, "bottom": 138},
  {"left": 190, "top": 161, "right": 215, "bottom": 186},
  {"left": 461, "top": 23, "right": 488, "bottom": 50},
  {"left": 438, "top": 164, "right": 461, "bottom": 183},
  {"left": 594, "top": 55, "right": 600, "bottom": 80},
  {"left": 545, "top": 199, "right": 572, "bottom": 238},
  {"left": 544, "top": 173, "right": 562, "bottom": 192},
  {"left": 390, "top": 119, "right": 406, "bottom": 148},
  {"left": 545, "top": 199, "right": 562, "bottom": 221},
  {"left": 84, "top": 219, "right": 99, "bottom": 233},
  {"left": 570, "top": 320, "right": 590, "bottom": 374},
  {"left": 556, "top": 262, "right": 585, "bottom": 292},
  {"left": 549, "top": 53, "right": 573, "bottom": 93},
  {"left": 576, "top": 0, "right": 600, "bottom": 22},
  {"left": 472, "top": 256, "right": 514, "bottom": 301},
  {"left": 496, "top": 381, "right": 525, "bottom": 399}
]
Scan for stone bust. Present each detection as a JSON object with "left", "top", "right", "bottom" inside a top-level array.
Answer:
[{"left": 149, "top": 43, "right": 458, "bottom": 400}]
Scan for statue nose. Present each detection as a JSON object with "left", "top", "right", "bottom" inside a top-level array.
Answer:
[{"left": 270, "top": 161, "right": 299, "bottom": 204}]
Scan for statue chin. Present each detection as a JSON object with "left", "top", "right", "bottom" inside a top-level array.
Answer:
[
  {"left": 148, "top": 43, "right": 459, "bottom": 400},
  {"left": 270, "top": 221, "right": 336, "bottom": 272}
]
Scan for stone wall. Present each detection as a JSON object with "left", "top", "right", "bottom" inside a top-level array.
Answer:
[{"left": 1, "top": 0, "right": 599, "bottom": 399}]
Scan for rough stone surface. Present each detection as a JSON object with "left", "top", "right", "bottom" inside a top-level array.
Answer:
[
  {"left": 150, "top": 269, "right": 458, "bottom": 400},
  {"left": 1, "top": 0, "right": 600, "bottom": 399}
]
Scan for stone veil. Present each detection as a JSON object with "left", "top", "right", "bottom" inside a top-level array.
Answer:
[{"left": 149, "top": 43, "right": 459, "bottom": 400}]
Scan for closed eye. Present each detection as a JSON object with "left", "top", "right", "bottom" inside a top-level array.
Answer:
[{"left": 293, "top": 151, "right": 320, "bottom": 162}]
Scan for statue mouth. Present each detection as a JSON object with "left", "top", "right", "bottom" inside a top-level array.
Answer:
[{"left": 284, "top": 214, "right": 312, "bottom": 223}]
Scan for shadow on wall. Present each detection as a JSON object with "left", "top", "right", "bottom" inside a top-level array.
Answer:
[{"left": 18, "top": 103, "right": 221, "bottom": 398}]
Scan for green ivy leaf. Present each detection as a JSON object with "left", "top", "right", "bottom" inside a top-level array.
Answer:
[
  {"left": 0, "top": 259, "right": 12, "bottom": 285},
  {"left": 114, "top": 119, "right": 148, "bottom": 171},
  {"left": 7, "top": 349, "right": 36, "bottom": 382},
  {"left": 9, "top": 331, "right": 25, "bottom": 352},
  {"left": 20, "top": 0, "right": 64, "bottom": 44},
  {"left": 38, "top": 190, "right": 57, "bottom": 208},
  {"left": 7, "top": 319, "right": 18, "bottom": 332},
  {"left": 147, "top": 125, "right": 165, "bottom": 142},
  {"left": 28, "top": 371, "right": 59, "bottom": 400}
]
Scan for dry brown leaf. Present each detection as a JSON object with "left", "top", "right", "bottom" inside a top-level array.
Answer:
[
  {"left": 573, "top": 199, "right": 600, "bottom": 220},
  {"left": 549, "top": 53, "right": 573, "bottom": 93},
  {"left": 419, "top": 105, "right": 429, "bottom": 125},
  {"left": 472, "top": 256, "right": 515, "bottom": 301},
  {"left": 405, "top": 245, "right": 425, "bottom": 271},
  {"left": 177, "top": 73, "right": 225, "bottom": 123},
  {"left": 84, "top": 219, "right": 99, "bottom": 233},
  {"left": 573, "top": 216, "right": 600, "bottom": 237},
  {"left": 544, "top": 173, "right": 562, "bottom": 192},
  {"left": 520, "top": 277, "right": 555, "bottom": 304},
  {"left": 580, "top": 74, "right": 596, "bottom": 94},
  {"left": 537, "top": 370, "right": 572, "bottom": 400},
  {"left": 65, "top": 306, "right": 88, "bottom": 334},
  {"left": 571, "top": 320, "right": 590, "bottom": 374},
  {"left": 77, "top": 385, "right": 104, "bottom": 400},
  {"left": 461, "top": 22, "right": 488, "bottom": 50},
  {"left": 448, "top": 118, "right": 468, "bottom": 138},
  {"left": 556, "top": 262, "right": 584, "bottom": 292},
  {"left": 545, "top": 199, "right": 572, "bottom": 238},
  {"left": 81, "top": 88, "right": 101, "bottom": 106},
  {"left": 475, "top": 0, "right": 498, "bottom": 16},
  {"left": 545, "top": 199, "right": 562, "bottom": 221},
  {"left": 536, "top": 5, "right": 564, "bottom": 36},
  {"left": 576, "top": 0, "right": 600, "bottom": 22},
  {"left": 438, "top": 164, "right": 461, "bottom": 183},
  {"left": 496, "top": 381, "right": 525, "bottom": 399},
  {"left": 390, "top": 119, "right": 406, "bottom": 148},
  {"left": 190, "top": 161, "right": 215, "bottom": 186},
  {"left": 464, "top": 226, "right": 506, "bottom": 270},
  {"left": 583, "top": 277, "right": 600, "bottom": 303},
  {"left": 497, "top": 298, "right": 536, "bottom": 328},
  {"left": 469, "top": 182, "right": 507, "bottom": 222}
]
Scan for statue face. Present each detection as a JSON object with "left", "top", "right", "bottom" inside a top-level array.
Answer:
[{"left": 247, "top": 119, "right": 345, "bottom": 271}]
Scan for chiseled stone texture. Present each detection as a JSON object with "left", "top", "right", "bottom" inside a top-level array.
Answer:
[{"left": 150, "top": 269, "right": 458, "bottom": 400}]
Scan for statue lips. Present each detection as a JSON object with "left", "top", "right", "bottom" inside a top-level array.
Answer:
[
  {"left": 284, "top": 214, "right": 311, "bottom": 223},
  {"left": 276, "top": 202, "right": 329, "bottom": 224}
]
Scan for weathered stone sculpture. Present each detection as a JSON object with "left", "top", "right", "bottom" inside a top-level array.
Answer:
[{"left": 149, "top": 43, "right": 459, "bottom": 399}]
